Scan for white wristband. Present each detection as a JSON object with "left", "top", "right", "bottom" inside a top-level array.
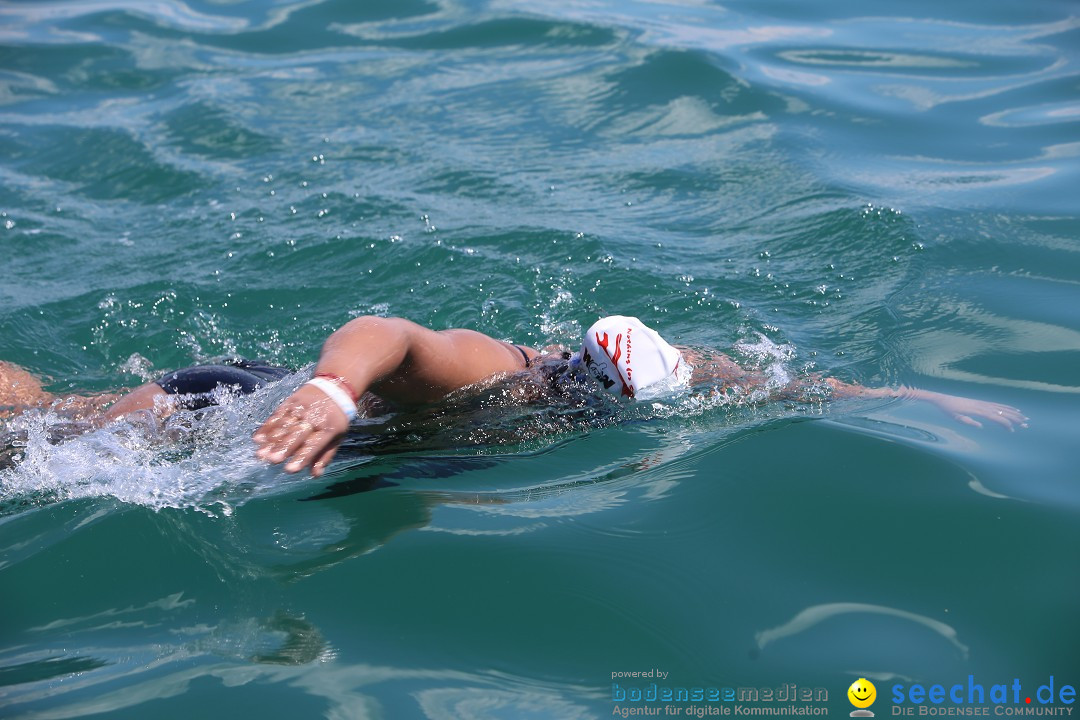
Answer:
[{"left": 305, "top": 377, "right": 358, "bottom": 421}]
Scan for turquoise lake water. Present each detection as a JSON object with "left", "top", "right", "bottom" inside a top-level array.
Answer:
[{"left": 1, "top": 0, "right": 1078, "bottom": 717}]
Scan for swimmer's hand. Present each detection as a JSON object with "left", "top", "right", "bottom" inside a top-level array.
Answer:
[
  {"left": 253, "top": 384, "right": 349, "bottom": 477},
  {"left": 910, "top": 389, "right": 1028, "bottom": 431}
]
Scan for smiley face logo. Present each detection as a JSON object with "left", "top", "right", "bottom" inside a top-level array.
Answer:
[{"left": 848, "top": 678, "right": 877, "bottom": 716}]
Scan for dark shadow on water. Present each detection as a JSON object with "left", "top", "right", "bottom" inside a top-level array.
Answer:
[
  {"left": 301, "top": 456, "right": 504, "bottom": 501},
  {"left": 0, "top": 655, "right": 110, "bottom": 687}
]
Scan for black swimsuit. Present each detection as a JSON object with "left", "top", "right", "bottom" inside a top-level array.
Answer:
[{"left": 155, "top": 359, "right": 292, "bottom": 409}]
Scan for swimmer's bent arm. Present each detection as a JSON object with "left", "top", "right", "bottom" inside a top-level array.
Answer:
[{"left": 253, "top": 316, "right": 529, "bottom": 476}]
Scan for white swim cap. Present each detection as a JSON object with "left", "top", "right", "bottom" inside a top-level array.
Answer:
[{"left": 575, "top": 316, "right": 684, "bottom": 399}]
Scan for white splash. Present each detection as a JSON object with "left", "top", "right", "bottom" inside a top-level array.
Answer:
[
  {"left": 734, "top": 331, "right": 797, "bottom": 391},
  {"left": 0, "top": 376, "right": 305, "bottom": 514}
]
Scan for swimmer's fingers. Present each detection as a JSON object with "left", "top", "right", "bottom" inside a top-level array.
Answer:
[
  {"left": 282, "top": 430, "right": 342, "bottom": 475},
  {"left": 992, "top": 403, "right": 1028, "bottom": 429},
  {"left": 257, "top": 422, "right": 338, "bottom": 472},
  {"left": 919, "top": 391, "right": 1028, "bottom": 432},
  {"left": 310, "top": 443, "right": 342, "bottom": 478},
  {"left": 253, "top": 400, "right": 305, "bottom": 443},
  {"left": 983, "top": 407, "right": 1016, "bottom": 431},
  {"left": 255, "top": 421, "right": 315, "bottom": 465},
  {"left": 254, "top": 385, "right": 324, "bottom": 444},
  {"left": 254, "top": 404, "right": 298, "bottom": 445},
  {"left": 957, "top": 400, "right": 1026, "bottom": 431}
]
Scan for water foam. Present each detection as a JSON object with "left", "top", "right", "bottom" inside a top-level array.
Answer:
[{"left": 0, "top": 376, "right": 305, "bottom": 515}]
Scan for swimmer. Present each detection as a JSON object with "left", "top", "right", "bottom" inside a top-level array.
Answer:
[
  {"left": 249, "top": 315, "right": 1026, "bottom": 476},
  {"left": 1, "top": 316, "right": 1027, "bottom": 476}
]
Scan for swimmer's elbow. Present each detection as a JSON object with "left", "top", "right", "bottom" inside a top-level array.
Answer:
[
  {"left": 334, "top": 316, "right": 415, "bottom": 344},
  {"left": 320, "top": 316, "right": 419, "bottom": 366},
  {"left": 338, "top": 315, "right": 400, "bottom": 333}
]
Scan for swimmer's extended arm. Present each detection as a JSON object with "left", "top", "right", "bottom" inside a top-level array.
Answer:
[
  {"left": 684, "top": 350, "right": 1026, "bottom": 431},
  {"left": 254, "top": 316, "right": 530, "bottom": 476},
  {"left": 822, "top": 377, "right": 1027, "bottom": 431}
]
